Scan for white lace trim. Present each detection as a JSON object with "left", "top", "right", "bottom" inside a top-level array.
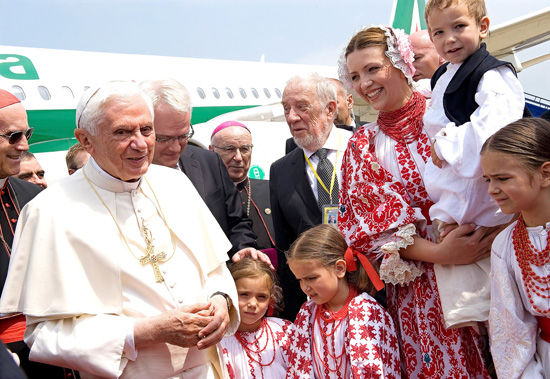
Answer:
[{"left": 379, "top": 224, "right": 424, "bottom": 285}]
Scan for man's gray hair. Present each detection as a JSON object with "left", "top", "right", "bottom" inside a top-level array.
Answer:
[
  {"left": 285, "top": 73, "right": 337, "bottom": 107},
  {"left": 76, "top": 81, "right": 154, "bottom": 135},
  {"left": 139, "top": 79, "right": 192, "bottom": 116},
  {"left": 329, "top": 78, "right": 349, "bottom": 98}
]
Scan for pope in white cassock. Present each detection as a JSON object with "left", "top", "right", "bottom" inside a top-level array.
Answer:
[{"left": 0, "top": 81, "right": 240, "bottom": 378}]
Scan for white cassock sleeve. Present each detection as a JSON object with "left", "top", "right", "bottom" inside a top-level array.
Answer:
[
  {"left": 489, "top": 234, "right": 544, "bottom": 379},
  {"left": 434, "top": 66, "right": 524, "bottom": 179},
  {"left": 25, "top": 314, "right": 133, "bottom": 378}
]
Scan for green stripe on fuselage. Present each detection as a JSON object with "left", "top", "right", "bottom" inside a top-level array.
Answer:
[{"left": 26, "top": 105, "right": 257, "bottom": 153}]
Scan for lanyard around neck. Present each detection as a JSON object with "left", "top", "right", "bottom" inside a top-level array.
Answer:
[{"left": 304, "top": 132, "right": 341, "bottom": 199}]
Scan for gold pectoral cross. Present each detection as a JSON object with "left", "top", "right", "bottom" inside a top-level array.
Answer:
[{"left": 140, "top": 219, "right": 167, "bottom": 283}]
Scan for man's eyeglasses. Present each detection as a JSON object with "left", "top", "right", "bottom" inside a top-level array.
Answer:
[
  {"left": 212, "top": 144, "right": 254, "bottom": 156},
  {"left": 155, "top": 124, "right": 194, "bottom": 144},
  {"left": 0, "top": 128, "right": 33, "bottom": 145}
]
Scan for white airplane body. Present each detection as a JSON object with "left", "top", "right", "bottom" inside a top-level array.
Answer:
[{"left": 1, "top": 4, "right": 549, "bottom": 184}]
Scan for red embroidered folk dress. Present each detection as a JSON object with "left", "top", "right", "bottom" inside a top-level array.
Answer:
[
  {"left": 338, "top": 95, "right": 490, "bottom": 378},
  {"left": 222, "top": 317, "right": 292, "bottom": 379},
  {"left": 286, "top": 292, "right": 400, "bottom": 378}
]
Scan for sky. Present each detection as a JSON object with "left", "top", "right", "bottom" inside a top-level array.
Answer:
[{"left": 1, "top": 0, "right": 549, "bottom": 100}]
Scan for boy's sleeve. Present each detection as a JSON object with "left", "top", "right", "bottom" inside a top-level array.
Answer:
[{"left": 434, "top": 66, "right": 524, "bottom": 179}]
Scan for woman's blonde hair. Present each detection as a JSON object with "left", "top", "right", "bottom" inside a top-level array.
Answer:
[
  {"left": 287, "top": 224, "right": 378, "bottom": 296},
  {"left": 344, "top": 27, "right": 387, "bottom": 59}
]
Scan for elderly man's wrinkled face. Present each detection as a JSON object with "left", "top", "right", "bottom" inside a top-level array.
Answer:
[
  {"left": 152, "top": 104, "right": 192, "bottom": 168},
  {"left": 0, "top": 103, "right": 30, "bottom": 179},
  {"left": 77, "top": 94, "right": 155, "bottom": 182},
  {"left": 210, "top": 126, "right": 253, "bottom": 183},
  {"left": 16, "top": 157, "right": 47, "bottom": 188},
  {"left": 282, "top": 81, "right": 335, "bottom": 152}
]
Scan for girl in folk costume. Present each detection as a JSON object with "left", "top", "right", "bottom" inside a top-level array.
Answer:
[
  {"left": 338, "top": 25, "right": 495, "bottom": 378},
  {"left": 221, "top": 257, "right": 292, "bottom": 379},
  {"left": 481, "top": 118, "right": 550, "bottom": 378},
  {"left": 286, "top": 224, "right": 400, "bottom": 378}
]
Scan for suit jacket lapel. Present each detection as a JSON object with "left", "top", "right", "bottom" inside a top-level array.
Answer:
[
  {"left": 290, "top": 148, "right": 321, "bottom": 218},
  {"left": 179, "top": 149, "right": 206, "bottom": 199}
]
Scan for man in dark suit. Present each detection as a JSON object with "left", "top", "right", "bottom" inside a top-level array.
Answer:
[
  {"left": 209, "top": 121, "right": 276, "bottom": 252},
  {"left": 0, "top": 89, "right": 65, "bottom": 377},
  {"left": 140, "top": 79, "right": 257, "bottom": 257},
  {"left": 271, "top": 73, "right": 352, "bottom": 320}
]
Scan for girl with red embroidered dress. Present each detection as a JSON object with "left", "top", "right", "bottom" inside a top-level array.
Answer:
[
  {"left": 286, "top": 224, "right": 400, "bottom": 378},
  {"left": 481, "top": 118, "right": 550, "bottom": 378},
  {"left": 221, "top": 257, "right": 291, "bottom": 379},
  {"left": 338, "top": 25, "right": 497, "bottom": 378}
]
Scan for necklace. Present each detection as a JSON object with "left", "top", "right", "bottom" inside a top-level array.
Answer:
[
  {"left": 377, "top": 91, "right": 426, "bottom": 144},
  {"left": 512, "top": 214, "right": 550, "bottom": 314},
  {"left": 235, "top": 318, "right": 276, "bottom": 379},
  {"left": 83, "top": 169, "right": 176, "bottom": 283},
  {"left": 312, "top": 286, "right": 357, "bottom": 379},
  {"left": 244, "top": 178, "right": 251, "bottom": 217}
]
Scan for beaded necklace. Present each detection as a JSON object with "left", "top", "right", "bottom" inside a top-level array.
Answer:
[
  {"left": 377, "top": 91, "right": 426, "bottom": 144},
  {"left": 234, "top": 318, "right": 277, "bottom": 379},
  {"left": 312, "top": 286, "right": 357, "bottom": 379},
  {"left": 512, "top": 214, "right": 550, "bottom": 314}
]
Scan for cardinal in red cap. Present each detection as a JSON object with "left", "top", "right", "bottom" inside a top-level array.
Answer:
[{"left": 0, "top": 89, "right": 66, "bottom": 377}]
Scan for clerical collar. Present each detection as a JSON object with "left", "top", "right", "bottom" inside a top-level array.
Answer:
[
  {"left": 303, "top": 124, "right": 344, "bottom": 159},
  {"left": 87, "top": 157, "right": 142, "bottom": 193},
  {"left": 236, "top": 177, "right": 248, "bottom": 190},
  {"left": 0, "top": 177, "right": 7, "bottom": 188}
]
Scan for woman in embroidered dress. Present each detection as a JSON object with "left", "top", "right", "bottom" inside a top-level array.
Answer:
[
  {"left": 338, "top": 25, "right": 496, "bottom": 378},
  {"left": 286, "top": 224, "right": 400, "bottom": 379},
  {"left": 221, "top": 257, "right": 291, "bottom": 379},
  {"left": 480, "top": 118, "right": 550, "bottom": 378}
]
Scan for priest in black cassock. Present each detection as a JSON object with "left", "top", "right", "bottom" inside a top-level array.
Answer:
[{"left": 209, "top": 121, "right": 276, "bottom": 253}]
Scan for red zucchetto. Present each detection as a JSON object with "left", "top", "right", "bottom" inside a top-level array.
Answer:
[{"left": 0, "top": 89, "right": 20, "bottom": 109}]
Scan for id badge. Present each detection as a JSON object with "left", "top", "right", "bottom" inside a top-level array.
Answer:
[{"left": 322, "top": 204, "right": 339, "bottom": 225}]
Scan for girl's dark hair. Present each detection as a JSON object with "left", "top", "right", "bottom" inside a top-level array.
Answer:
[
  {"left": 481, "top": 117, "right": 550, "bottom": 173},
  {"left": 287, "top": 224, "right": 378, "bottom": 296}
]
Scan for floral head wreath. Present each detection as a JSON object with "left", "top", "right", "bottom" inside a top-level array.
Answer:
[{"left": 338, "top": 25, "right": 416, "bottom": 90}]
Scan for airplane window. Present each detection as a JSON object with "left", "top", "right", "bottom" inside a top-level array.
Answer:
[
  {"left": 275, "top": 88, "right": 282, "bottom": 98},
  {"left": 38, "top": 86, "right": 51, "bottom": 100},
  {"left": 212, "top": 87, "right": 220, "bottom": 99},
  {"left": 263, "top": 88, "right": 271, "bottom": 98},
  {"left": 11, "top": 86, "right": 25, "bottom": 101},
  {"left": 61, "top": 86, "right": 74, "bottom": 100},
  {"left": 225, "top": 88, "right": 234, "bottom": 99},
  {"left": 251, "top": 88, "right": 259, "bottom": 99},
  {"left": 239, "top": 88, "right": 247, "bottom": 99},
  {"left": 197, "top": 87, "right": 206, "bottom": 99}
]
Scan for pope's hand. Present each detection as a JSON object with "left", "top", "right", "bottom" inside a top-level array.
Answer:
[
  {"left": 134, "top": 303, "right": 213, "bottom": 348},
  {"left": 197, "top": 295, "right": 230, "bottom": 350}
]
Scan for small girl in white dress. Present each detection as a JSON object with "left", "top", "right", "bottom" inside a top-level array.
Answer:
[
  {"left": 481, "top": 117, "right": 550, "bottom": 378},
  {"left": 221, "top": 257, "right": 291, "bottom": 379},
  {"left": 286, "top": 224, "right": 400, "bottom": 378}
]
